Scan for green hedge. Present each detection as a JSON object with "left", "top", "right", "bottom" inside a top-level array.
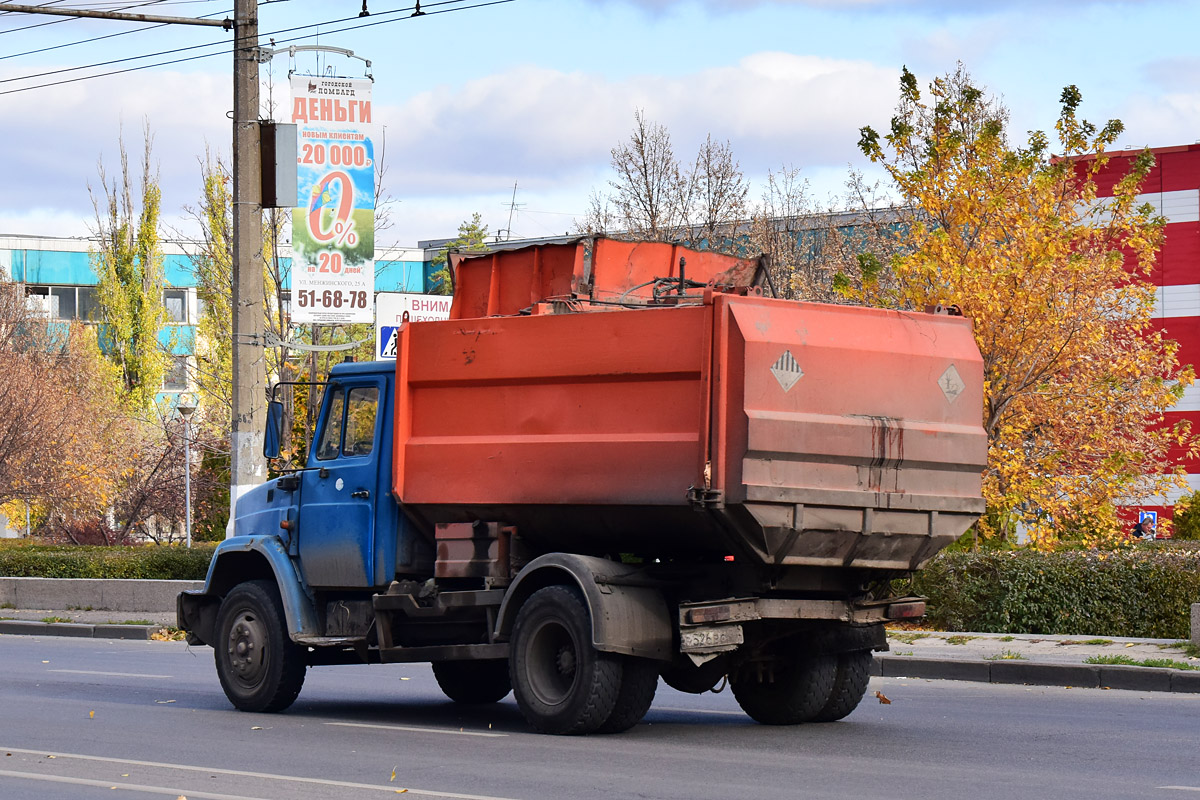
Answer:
[
  {"left": 0, "top": 542, "right": 215, "bottom": 580},
  {"left": 910, "top": 549, "right": 1200, "bottom": 639}
]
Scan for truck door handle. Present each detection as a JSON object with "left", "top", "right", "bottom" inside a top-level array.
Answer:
[{"left": 351, "top": 490, "right": 369, "bottom": 499}]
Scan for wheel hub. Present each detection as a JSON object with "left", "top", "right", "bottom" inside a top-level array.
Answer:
[{"left": 226, "top": 612, "right": 266, "bottom": 684}]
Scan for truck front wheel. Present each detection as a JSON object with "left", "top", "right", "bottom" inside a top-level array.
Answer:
[
  {"left": 214, "top": 580, "right": 306, "bottom": 713},
  {"left": 509, "top": 585, "right": 621, "bottom": 734},
  {"left": 731, "top": 652, "right": 836, "bottom": 725},
  {"left": 432, "top": 660, "right": 511, "bottom": 704}
]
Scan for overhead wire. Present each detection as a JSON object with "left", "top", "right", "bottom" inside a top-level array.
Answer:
[
  {"left": 0, "top": 4, "right": 233, "bottom": 60},
  {"left": 0, "top": 0, "right": 501, "bottom": 93},
  {"left": 0, "top": 0, "right": 175, "bottom": 36}
]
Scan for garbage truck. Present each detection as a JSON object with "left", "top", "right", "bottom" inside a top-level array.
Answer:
[{"left": 179, "top": 237, "right": 987, "bottom": 734}]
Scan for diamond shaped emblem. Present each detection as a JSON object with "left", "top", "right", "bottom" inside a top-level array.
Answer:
[
  {"left": 939, "top": 364, "right": 965, "bottom": 403},
  {"left": 770, "top": 350, "right": 804, "bottom": 392}
]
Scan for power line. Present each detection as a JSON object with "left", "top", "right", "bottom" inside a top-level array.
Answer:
[
  {"left": 0, "top": 0, "right": 485, "bottom": 85},
  {"left": 0, "top": 0, "right": 515, "bottom": 96},
  {"left": 0, "top": 4, "right": 232, "bottom": 60},
  {"left": 0, "top": 0, "right": 174, "bottom": 35}
]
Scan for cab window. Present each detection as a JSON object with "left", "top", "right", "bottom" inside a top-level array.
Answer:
[
  {"left": 343, "top": 387, "right": 379, "bottom": 457},
  {"left": 315, "top": 387, "right": 345, "bottom": 461}
]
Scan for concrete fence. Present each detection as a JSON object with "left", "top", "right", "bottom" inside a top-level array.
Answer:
[{"left": 0, "top": 577, "right": 202, "bottom": 612}]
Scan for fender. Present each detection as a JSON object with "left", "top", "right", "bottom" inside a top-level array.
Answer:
[
  {"left": 178, "top": 535, "right": 320, "bottom": 646},
  {"left": 495, "top": 553, "right": 673, "bottom": 661}
]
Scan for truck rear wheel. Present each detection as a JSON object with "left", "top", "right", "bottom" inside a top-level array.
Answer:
[
  {"left": 510, "top": 585, "right": 621, "bottom": 735},
  {"left": 596, "top": 657, "right": 658, "bottom": 734},
  {"left": 811, "top": 650, "right": 873, "bottom": 722},
  {"left": 215, "top": 580, "right": 306, "bottom": 713},
  {"left": 731, "top": 652, "right": 836, "bottom": 725},
  {"left": 432, "top": 660, "right": 512, "bottom": 704}
]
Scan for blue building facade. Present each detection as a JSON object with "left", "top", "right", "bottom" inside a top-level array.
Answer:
[{"left": 0, "top": 234, "right": 437, "bottom": 400}]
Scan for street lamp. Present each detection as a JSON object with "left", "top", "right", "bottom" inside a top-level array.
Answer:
[{"left": 177, "top": 396, "right": 197, "bottom": 548}]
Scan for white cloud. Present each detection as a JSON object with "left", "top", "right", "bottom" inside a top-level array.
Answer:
[
  {"left": 379, "top": 53, "right": 898, "bottom": 198},
  {"left": 1119, "top": 92, "right": 1200, "bottom": 150},
  {"left": 2, "top": 68, "right": 228, "bottom": 231}
]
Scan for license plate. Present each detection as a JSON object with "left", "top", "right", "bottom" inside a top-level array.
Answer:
[{"left": 680, "top": 624, "right": 744, "bottom": 651}]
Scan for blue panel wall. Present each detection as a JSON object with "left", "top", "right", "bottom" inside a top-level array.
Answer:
[
  {"left": 376, "top": 259, "right": 426, "bottom": 292},
  {"left": 14, "top": 250, "right": 96, "bottom": 285}
]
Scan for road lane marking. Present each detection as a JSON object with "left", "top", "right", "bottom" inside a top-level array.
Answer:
[
  {"left": 0, "top": 769, "right": 268, "bottom": 800},
  {"left": 0, "top": 747, "right": 519, "bottom": 800},
  {"left": 48, "top": 669, "right": 172, "bottom": 679},
  {"left": 325, "top": 721, "right": 507, "bottom": 738}
]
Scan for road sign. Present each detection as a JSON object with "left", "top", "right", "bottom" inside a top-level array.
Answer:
[{"left": 374, "top": 292, "right": 452, "bottom": 360}]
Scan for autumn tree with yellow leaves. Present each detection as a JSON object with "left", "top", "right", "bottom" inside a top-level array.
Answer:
[{"left": 857, "top": 66, "right": 1196, "bottom": 547}]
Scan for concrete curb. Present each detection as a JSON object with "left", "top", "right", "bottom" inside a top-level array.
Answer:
[
  {"left": 0, "top": 577, "right": 201, "bottom": 612},
  {"left": 0, "top": 619, "right": 164, "bottom": 640},
  {"left": 876, "top": 655, "right": 1200, "bottom": 694}
]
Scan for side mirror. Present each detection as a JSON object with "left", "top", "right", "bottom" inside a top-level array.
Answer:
[{"left": 264, "top": 401, "right": 284, "bottom": 459}]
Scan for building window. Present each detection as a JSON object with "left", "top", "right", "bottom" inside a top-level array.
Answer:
[
  {"left": 164, "top": 289, "right": 188, "bottom": 323},
  {"left": 163, "top": 355, "right": 189, "bottom": 391},
  {"left": 24, "top": 285, "right": 52, "bottom": 317},
  {"left": 77, "top": 287, "right": 101, "bottom": 321},
  {"left": 50, "top": 287, "right": 76, "bottom": 320}
]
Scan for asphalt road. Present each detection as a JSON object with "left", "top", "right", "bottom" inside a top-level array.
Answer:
[{"left": 2, "top": 635, "right": 1199, "bottom": 800}]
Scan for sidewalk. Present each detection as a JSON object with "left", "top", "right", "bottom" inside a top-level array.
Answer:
[
  {"left": 875, "top": 630, "right": 1200, "bottom": 694},
  {"left": 0, "top": 607, "right": 176, "bottom": 640}
]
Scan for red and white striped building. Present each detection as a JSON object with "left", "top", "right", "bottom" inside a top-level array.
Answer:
[{"left": 1089, "top": 144, "right": 1200, "bottom": 522}]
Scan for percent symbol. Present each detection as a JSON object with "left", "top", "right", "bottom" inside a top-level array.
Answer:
[{"left": 333, "top": 220, "right": 358, "bottom": 247}]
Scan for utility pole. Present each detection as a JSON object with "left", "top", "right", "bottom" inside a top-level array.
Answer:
[{"left": 229, "top": 0, "right": 267, "bottom": 536}]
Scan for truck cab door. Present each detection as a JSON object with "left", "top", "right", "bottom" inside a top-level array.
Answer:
[{"left": 297, "top": 381, "right": 382, "bottom": 588}]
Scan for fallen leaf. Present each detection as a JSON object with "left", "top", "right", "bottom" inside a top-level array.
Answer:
[
  {"left": 250, "top": 726, "right": 263, "bottom": 731},
  {"left": 89, "top": 710, "right": 95, "bottom": 719},
  {"left": 874, "top": 691, "right": 891, "bottom": 705},
  {"left": 122, "top": 774, "right": 129, "bottom": 777},
  {"left": 42, "top": 661, "right": 49, "bottom": 664},
  {"left": 1125, "top": 642, "right": 1135, "bottom": 648},
  {"left": 396, "top": 790, "right": 408, "bottom": 794},
  {"left": 399, "top": 677, "right": 410, "bottom": 681},
  {"left": 390, "top": 766, "right": 397, "bottom": 782},
  {"left": 46, "top": 755, "right": 55, "bottom": 759}
]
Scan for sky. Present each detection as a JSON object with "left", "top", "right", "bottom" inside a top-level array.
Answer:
[{"left": 2, "top": 0, "right": 1198, "bottom": 250}]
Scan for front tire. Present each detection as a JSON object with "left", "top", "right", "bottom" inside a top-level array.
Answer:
[
  {"left": 214, "top": 580, "right": 306, "bottom": 713},
  {"left": 509, "top": 585, "right": 621, "bottom": 735},
  {"left": 731, "top": 652, "right": 836, "bottom": 725},
  {"left": 432, "top": 660, "right": 512, "bottom": 704}
]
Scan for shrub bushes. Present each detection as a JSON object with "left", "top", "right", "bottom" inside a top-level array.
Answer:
[
  {"left": 909, "top": 548, "right": 1200, "bottom": 639},
  {"left": 0, "top": 541, "right": 215, "bottom": 580}
]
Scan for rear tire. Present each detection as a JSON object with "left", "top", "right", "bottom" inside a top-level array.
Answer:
[
  {"left": 731, "top": 652, "right": 836, "bottom": 725},
  {"left": 509, "top": 585, "right": 621, "bottom": 735},
  {"left": 214, "top": 580, "right": 306, "bottom": 713},
  {"left": 596, "top": 657, "right": 658, "bottom": 734},
  {"left": 811, "top": 650, "right": 873, "bottom": 722},
  {"left": 432, "top": 660, "right": 512, "bottom": 704}
]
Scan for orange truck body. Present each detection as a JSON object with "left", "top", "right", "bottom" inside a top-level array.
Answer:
[{"left": 393, "top": 238, "right": 986, "bottom": 571}]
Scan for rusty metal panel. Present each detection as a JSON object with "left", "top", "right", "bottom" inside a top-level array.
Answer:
[
  {"left": 447, "top": 237, "right": 765, "bottom": 320},
  {"left": 434, "top": 521, "right": 512, "bottom": 579},
  {"left": 712, "top": 294, "right": 987, "bottom": 569}
]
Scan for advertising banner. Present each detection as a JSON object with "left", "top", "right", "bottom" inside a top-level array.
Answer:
[
  {"left": 375, "top": 292, "right": 453, "bottom": 360},
  {"left": 289, "top": 76, "right": 376, "bottom": 324}
]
